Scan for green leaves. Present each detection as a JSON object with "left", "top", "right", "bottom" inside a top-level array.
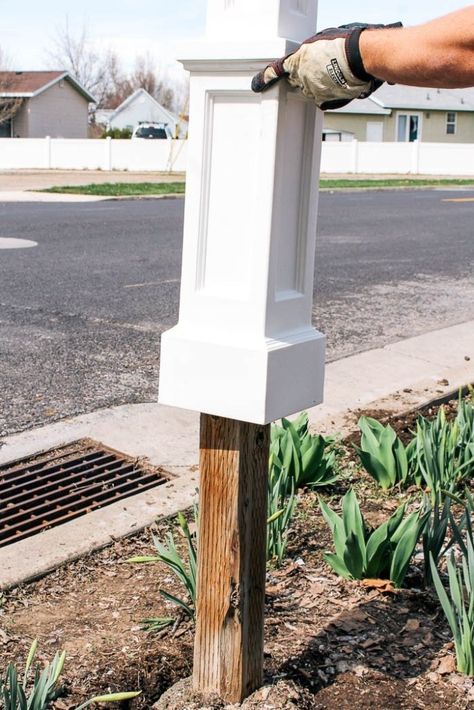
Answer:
[
  {"left": 355, "top": 416, "right": 411, "bottom": 490},
  {"left": 76, "top": 692, "right": 142, "bottom": 709},
  {"left": 0, "top": 642, "right": 66, "bottom": 710},
  {"left": 430, "top": 531, "right": 474, "bottom": 676},
  {"left": 271, "top": 413, "right": 339, "bottom": 491},
  {"left": 267, "top": 463, "right": 297, "bottom": 567},
  {"left": 128, "top": 506, "right": 198, "bottom": 630},
  {"left": 357, "top": 397, "right": 474, "bottom": 498},
  {"left": 266, "top": 413, "right": 339, "bottom": 567},
  {"left": 0, "top": 641, "right": 140, "bottom": 709},
  {"left": 414, "top": 402, "right": 474, "bottom": 503},
  {"left": 421, "top": 494, "right": 451, "bottom": 587},
  {"left": 320, "top": 489, "right": 428, "bottom": 587}
]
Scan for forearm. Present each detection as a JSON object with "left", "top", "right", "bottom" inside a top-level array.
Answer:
[{"left": 360, "top": 7, "right": 474, "bottom": 88}]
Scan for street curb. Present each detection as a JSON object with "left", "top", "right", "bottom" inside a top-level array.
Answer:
[{"left": 0, "top": 320, "right": 473, "bottom": 590}]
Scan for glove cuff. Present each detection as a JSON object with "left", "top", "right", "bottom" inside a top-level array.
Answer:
[
  {"left": 346, "top": 28, "right": 372, "bottom": 83},
  {"left": 346, "top": 23, "right": 403, "bottom": 83}
]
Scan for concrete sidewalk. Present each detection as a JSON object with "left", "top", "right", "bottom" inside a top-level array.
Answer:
[
  {"left": 1, "top": 320, "right": 473, "bottom": 590},
  {"left": 0, "top": 170, "right": 185, "bottom": 192}
]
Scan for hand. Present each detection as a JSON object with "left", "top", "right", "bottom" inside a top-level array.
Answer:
[{"left": 251, "top": 22, "right": 402, "bottom": 110}]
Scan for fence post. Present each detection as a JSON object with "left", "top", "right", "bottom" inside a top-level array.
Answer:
[
  {"left": 352, "top": 138, "right": 359, "bottom": 173},
  {"left": 158, "top": 1, "right": 325, "bottom": 702},
  {"left": 104, "top": 136, "right": 113, "bottom": 171},
  {"left": 45, "top": 136, "right": 52, "bottom": 169},
  {"left": 411, "top": 140, "right": 420, "bottom": 174}
]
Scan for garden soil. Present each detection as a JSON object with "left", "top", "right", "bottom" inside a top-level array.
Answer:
[{"left": 0, "top": 399, "right": 473, "bottom": 710}]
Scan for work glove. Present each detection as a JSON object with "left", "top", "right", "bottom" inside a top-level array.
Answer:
[{"left": 251, "top": 22, "right": 402, "bottom": 110}]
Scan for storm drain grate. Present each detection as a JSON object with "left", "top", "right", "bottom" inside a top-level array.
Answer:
[{"left": 0, "top": 439, "right": 167, "bottom": 548}]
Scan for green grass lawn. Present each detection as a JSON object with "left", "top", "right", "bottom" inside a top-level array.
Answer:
[
  {"left": 40, "top": 177, "right": 474, "bottom": 197},
  {"left": 41, "top": 182, "right": 186, "bottom": 197},
  {"left": 319, "top": 177, "right": 474, "bottom": 189}
]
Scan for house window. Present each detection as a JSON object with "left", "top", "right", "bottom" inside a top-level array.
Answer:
[
  {"left": 0, "top": 118, "right": 12, "bottom": 138},
  {"left": 396, "top": 113, "right": 422, "bottom": 142},
  {"left": 446, "top": 112, "right": 456, "bottom": 135}
]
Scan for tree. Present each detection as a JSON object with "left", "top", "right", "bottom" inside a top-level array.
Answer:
[
  {"left": 48, "top": 20, "right": 114, "bottom": 108},
  {"left": 48, "top": 20, "right": 189, "bottom": 117},
  {"left": 0, "top": 48, "right": 24, "bottom": 131},
  {"left": 102, "top": 53, "right": 182, "bottom": 113}
]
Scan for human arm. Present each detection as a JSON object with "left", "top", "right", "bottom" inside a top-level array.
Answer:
[{"left": 360, "top": 7, "right": 474, "bottom": 88}]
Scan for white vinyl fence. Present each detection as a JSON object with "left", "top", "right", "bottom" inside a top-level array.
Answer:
[
  {"left": 0, "top": 137, "right": 188, "bottom": 172},
  {"left": 320, "top": 140, "right": 474, "bottom": 175},
  {"left": 1, "top": 137, "right": 474, "bottom": 175}
]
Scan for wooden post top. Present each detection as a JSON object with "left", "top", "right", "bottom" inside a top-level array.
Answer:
[{"left": 206, "top": 0, "right": 318, "bottom": 42}]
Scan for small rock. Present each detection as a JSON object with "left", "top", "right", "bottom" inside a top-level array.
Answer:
[
  {"left": 403, "top": 618, "right": 421, "bottom": 633},
  {"left": 437, "top": 655, "right": 456, "bottom": 675},
  {"left": 427, "top": 672, "right": 440, "bottom": 684},
  {"left": 393, "top": 653, "right": 409, "bottom": 662}
]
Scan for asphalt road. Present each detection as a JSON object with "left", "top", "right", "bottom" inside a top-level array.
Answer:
[{"left": 1, "top": 189, "right": 473, "bottom": 435}]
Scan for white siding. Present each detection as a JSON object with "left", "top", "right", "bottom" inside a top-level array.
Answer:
[{"left": 111, "top": 93, "right": 178, "bottom": 135}]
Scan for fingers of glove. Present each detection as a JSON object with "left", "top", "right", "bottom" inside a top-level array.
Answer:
[{"left": 251, "top": 58, "right": 288, "bottom": 93}]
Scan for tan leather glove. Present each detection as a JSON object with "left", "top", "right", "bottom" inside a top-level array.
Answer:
[{"left": 252, "top": 22, "right": 402, "bottom": 110}]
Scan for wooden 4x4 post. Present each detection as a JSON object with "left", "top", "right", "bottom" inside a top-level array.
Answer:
[{"left": 159, "top": 0, "right": 325, "bottom": 703}]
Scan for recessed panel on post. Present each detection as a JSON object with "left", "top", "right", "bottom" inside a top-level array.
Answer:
[{"left": 197, "top": 93, "right": 261, "bottom": 301}]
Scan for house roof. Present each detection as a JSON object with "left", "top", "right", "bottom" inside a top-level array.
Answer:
[
  {"left": 109, "top": 88, "right": 178, "bottom": 124},
  {"left": 331, "top": 96, "right": 390, "bottom": 115},
  {"left": 0, "top": 71, "right": 96, "bottom": 103},
  {"left": 328, "top": 84, "right": 474, "bottom": 115}
]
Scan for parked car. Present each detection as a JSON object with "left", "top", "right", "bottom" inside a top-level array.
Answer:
[{"left": 132, "top": 122, "right": 172, "bottom": 139}]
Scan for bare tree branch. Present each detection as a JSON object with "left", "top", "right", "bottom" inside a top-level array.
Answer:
[
  {"left": 47, "top": 20, "right": 189, "bottom": 117},
  {"left": 48, "top": 19, "right": 112, "bottom": 108},
  {"left": 0, "top": 47, "right": 24, "bottom": 129}
]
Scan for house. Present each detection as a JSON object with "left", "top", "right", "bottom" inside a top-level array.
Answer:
[
  {"left": 323, "top": 84, "right": 474, "bottom": 143},
  {"left": 96, "top": 88, "right": 187, "bottom": 138},
  {"left": 0, "top": 71, "right": 95, "bottom": 138}
]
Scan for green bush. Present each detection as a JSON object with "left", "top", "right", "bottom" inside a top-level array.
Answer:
[
  {"left": 320, "top": 489, "right": 429, "bottom": 587},
  {"left": 101, "top": 127, "right": 132, "bottom": 139}
]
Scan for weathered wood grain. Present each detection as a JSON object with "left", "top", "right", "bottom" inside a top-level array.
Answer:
[{"left": 193, "top": 414, "right": 270, "bottom": 703}]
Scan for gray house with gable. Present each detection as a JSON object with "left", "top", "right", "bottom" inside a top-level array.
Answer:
[{"left": 0, "top": 71, "right": 95, "bottom": 138}]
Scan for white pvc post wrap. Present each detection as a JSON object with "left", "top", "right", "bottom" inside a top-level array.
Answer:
[
  {"left": 206, "top": 0, "right": 317, "bottom": 42},
  {"left": 159, "top": 0, "right": 325, "bottom": 424}
]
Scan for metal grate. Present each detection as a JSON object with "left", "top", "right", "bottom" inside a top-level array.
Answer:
[{"left": 0, "top": 439, "right": 167, "bottom": 548}]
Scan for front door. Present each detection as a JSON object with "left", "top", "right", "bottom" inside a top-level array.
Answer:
[
  {"left": 366, "top": 121, "right": 384, "bottom": 142},
  {"left": 396, "top": 113, "right": 422, "bottom": 142}
]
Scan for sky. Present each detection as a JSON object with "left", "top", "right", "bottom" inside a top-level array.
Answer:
[{"left": 0, "top": 1, "right": 471, "bottom": 74}]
